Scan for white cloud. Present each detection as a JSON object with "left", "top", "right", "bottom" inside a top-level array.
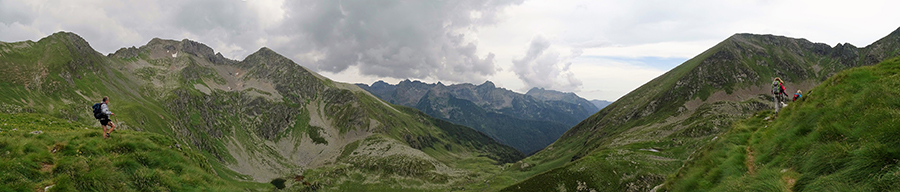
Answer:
[
  {"left": 511, "top": 35, "right": 583, "bottom": 92},
  {"left": 568, "top": 57, "right": 668, "bottom": 101},
  {"left": 581, "top": 40, "right": 721, "bottom": 58}
]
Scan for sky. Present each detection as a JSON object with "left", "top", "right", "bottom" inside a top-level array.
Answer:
[{"left": 2, "top": 0, "right": 899, "bottom": 101}]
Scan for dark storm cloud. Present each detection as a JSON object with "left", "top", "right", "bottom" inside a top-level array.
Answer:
[
  {"left": 512, "top": 35, "right": 582, "bottom": 92},
  {"left": 277, "top": 0, "right": 523, "bottom": 82}
]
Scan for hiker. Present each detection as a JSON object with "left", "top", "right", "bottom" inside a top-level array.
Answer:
[
  {"left": 793, "top": 90, "right": 802, "bottom": 101},
  {"left": 772, "top": 77, "right": 789, "bottom": 115},
  {"left": 93, "top": 96, "right": 116, "bottom": 138}
]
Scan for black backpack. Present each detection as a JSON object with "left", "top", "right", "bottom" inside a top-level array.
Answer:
[{"left": 92, "top": 103, "right": 105, "bottom": 119}]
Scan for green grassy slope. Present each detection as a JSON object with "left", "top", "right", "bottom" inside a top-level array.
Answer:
[
  {"left": 0, "top": 113, "right": 267, "bottom": 191},
  {"left": 664, "top": 56, "right": 900, "bottom": 191},
  {"left": 497, "top": 27, "right": 900, "bottom": 191}
]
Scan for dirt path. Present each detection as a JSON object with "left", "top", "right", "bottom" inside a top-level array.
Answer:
[
  {"left": 745, "top": 145, "right": 756, "bottom": 174},
  {"left": 745, "top": 127, "right": 757, "bottom": 175}
]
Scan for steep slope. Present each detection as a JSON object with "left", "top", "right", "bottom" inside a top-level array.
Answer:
[
  {"left": 0, "top": 113, "right": 264, "bottom": 191},
  {"left": 498, "top": 27, "right": 900, "bottom": 191},
  {"left": 665, "top": 56, "right": 900, "bottom": 191},
  {"left": 0, "top": 32, "right": 523, "bottom": 191},
  {"left": 358, "top": 80, "right": 593, "bottom": 154}
]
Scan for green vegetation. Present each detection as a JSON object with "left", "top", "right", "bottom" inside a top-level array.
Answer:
[
  {"left": 0, "top": 113, "right": 267, "bottom": 191},
  {"left": 501, "top": 28, "right": 900, "bottom": 191},
  {"left": 664, "top": 56, "right": 900, "bottom": 191},
  {"left": 306, "top": 126, "right": 327, "bottom": 145}
]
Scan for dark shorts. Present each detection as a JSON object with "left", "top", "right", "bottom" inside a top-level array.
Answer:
[{"left": 99, "top": 118, "right": 111, "bottom": 126}]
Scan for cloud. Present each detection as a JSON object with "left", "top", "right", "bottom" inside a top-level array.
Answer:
[
  {"left": 568, "top": 57, "right": 668, "bottom": 101},
  {"left": 511, "top": 35, "right": 582, "bottom": 92},
  {"left": 4, "top": 0, "right": 900, "bottom": 101},
  {"left": 272, "top": 0, "right": 523, "bottom": 83},
  {"left": 0, "top": 0, "right": 526, "bottom": 84}
]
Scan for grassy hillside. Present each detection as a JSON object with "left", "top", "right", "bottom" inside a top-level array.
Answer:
[
  {"left": 0, "top": 32, "right": 524, "bottom": 191},
  {"left": 664, "top": 56, "right": 900, "bottom": 191},
  {"left": 0, "top": 113, "right": 267, "bottom": 191},
  {"left": 497, "top": 27, "right": 900, "bottom": 191}
]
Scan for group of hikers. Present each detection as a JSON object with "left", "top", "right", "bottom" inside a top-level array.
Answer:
[{"left": 772, "top": 77, "right": 802, "bottom": 118}]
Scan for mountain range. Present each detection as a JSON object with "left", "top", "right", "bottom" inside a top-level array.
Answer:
[
  {"left": 0, "top": 32, "right": 523, "bottom": 191},
  {"left": 357, "top": 80, "right": 602, "bottom": 154}
]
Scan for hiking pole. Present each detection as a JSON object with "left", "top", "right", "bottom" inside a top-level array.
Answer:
[{"left": 114, "top": 114, "right": 119, "bottom": 132}]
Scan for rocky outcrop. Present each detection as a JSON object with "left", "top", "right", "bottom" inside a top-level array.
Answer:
[{"left": 111, "top": 46, "right": 140, "bottom": 59}]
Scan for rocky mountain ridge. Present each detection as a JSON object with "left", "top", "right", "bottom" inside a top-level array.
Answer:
[{"left": 357, "top": 80, "right": 599, "bottom": 154}]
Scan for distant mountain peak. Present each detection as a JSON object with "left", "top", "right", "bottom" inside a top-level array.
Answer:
[
  {"left": 146, "top": 37, "right": 180, "bottom": 47},
  {"left": 479, "top": 80, "right": 495, "bottom": 88},
  {"left": 525, "top": 87, "right": 577, "bottom": 97},
  {"left": 371, "top": 80, "right": 390, "bottom": 86},
  {"left": 245, "top": 47, "right": 286, "bottom": 60},
  {"left": 46, "top": 31, "right": 85, "bottom": 42},
  {"left": 250, "top": 47, "right": 277, "bottom": 55},
  {"left": 179, "top": 39, "right": 216, "bottom": 57},
  {"left": 43, "top": 31, "right": 96, "bottom": 53},
  {"left": 525, "top": 87, "right": 544, "bottom": 93}
]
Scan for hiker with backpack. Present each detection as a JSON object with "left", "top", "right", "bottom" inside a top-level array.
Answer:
[
  {"left": 772, "top": 77, "right": 789, "bottom": 115},
  {"left": 793, "top": 90, "right": 802, "bottom": 101},
  {"left": 92, "top": 96, "right": 116, "bottom": 138}
]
